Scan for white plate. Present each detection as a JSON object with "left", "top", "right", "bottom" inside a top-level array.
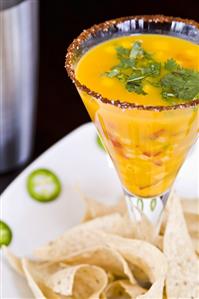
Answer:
[{"left": 1, "top": 122, "right": 199, "bottom": 298}]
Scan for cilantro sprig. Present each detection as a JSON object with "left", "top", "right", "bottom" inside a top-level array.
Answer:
[
  {"left": 106, "top": 41, "right": 160, "bottom": 95},
  {"left": 105, "top": 42, "right": 199, "bottom": 103},
  {"left": 161, "top": 60, "right": 199, "bottom": 101}
]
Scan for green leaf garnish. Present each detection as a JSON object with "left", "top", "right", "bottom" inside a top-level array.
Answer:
[
  {"left": 164, "top": 58, "right": 179, "bottom": 72},
  {"left": 126, "top": 72, "right": 147, "bottom": 95},
  {"left": 104, "top": 41, "right": 199, "bottom": 103},
  {"left": 104, "top": 41, "right": 161, "bottom": 98},
  {"left": 194, "top": 92, "right": 199, "bottom": 100},
  {"left": 116, "top": 46, "right": 130, "bottom": 58},
  {"left": 106, "top": 67, "right": 120, "bottom": 78},
  {"left": 126, "top": 81, "right": 147, "bottom": 95},
  {"left": 129, "top": 41, "right": 144, "bottom": 59},
  {"left": 161, "top": 68, "right": 199, "bottom": 101},
  {"left": 143, "top": 62, "right": 161, "bottom": 77}
]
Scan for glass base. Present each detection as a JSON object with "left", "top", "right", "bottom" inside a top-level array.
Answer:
[{"left": 124, "top": 189, "right": 170, "bottom": 225}]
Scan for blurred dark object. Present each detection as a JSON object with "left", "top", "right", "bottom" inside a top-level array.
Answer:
[
  {"left": 0, "top": 0, "right": 38, "bottom": 173},
  {"left": 0, "top": 0, "right": 26, "bottom": 10},
  {"left": 0, "top": 0, "right": 198, "bottom": 193}
]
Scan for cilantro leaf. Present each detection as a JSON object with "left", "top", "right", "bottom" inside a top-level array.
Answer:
[
  {"left": 161, "top": 69, "right": 199, "bottom": 101},
  {"left": 119, "top": 57, "right": 136, "bottom": 69},
  {"left": 116, "top": 46, "right": 130, "bottom": 59},
  {"left": 105, "top": 41, "right": 160, "bottom": 96},
  {"left": 106, "top": 67, "right": 120, "bottom": 78},
  {"left": 104, "top": 40, "right": 199, "bottom": 103},
  {"left": 164, "top": 58, "right": 179, "bottom": 71},
  {"left": 142, "top": 62, "right": 161, "bottom": 77},
  {"left": 194, "top": 92, "right": 199, "bottom": 100},
  {"left": 129, "top": 41, "right": 144, "bottom": 59},
  {"left": 126, "top": 81, "right": 147, "bottom": 95},
  {"left": 127, "top": 72, "right": 146, "bottom": 82}
]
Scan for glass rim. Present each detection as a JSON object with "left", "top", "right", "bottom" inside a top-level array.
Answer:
[{"left": 65, "top": 15, "right": 199, "bottom": 111}]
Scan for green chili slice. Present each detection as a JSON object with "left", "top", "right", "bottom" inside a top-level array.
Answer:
[
  {"left": 0, "top": 220, "right": 12, "bottom": 247},
  {"left": 27, "top": 169, "right": 61, "bottom": 202}
]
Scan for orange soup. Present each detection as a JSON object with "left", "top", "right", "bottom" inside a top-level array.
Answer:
[{"left": 76, "top": 35, "right": 199, "bottom": 197}]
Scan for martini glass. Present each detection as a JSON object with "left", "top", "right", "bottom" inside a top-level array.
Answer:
[{"left": 66, "top": 16, "right": 199, "bottom": 226}]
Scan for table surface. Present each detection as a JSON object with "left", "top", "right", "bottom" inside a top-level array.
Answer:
[{"left": 0, "top": 0, "right": 199, "bottom": 194}]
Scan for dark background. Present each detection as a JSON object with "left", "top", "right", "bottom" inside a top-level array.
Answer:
[{"left": 1, "top": 0, "right": 199, "bottom": 192}]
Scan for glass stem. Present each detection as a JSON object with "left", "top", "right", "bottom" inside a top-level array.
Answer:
[{"left": 124, "top": 189, "right": 170, "bottom": 239}]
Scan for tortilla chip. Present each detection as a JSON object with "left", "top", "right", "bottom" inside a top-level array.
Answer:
[
  {"left": 22, "top": 259, "right": 47, "bottom": 299},
  {"left": 107, "top": 272, "right": 115, "bottom": 284},
  {"left": 22, "top": 259, "right": 73, "bottom": 299},
  {"left": 153, "top": 235, "right": 163, "bottom": 251},
  {"left": 103, "top": 233, "right": 167, "bottom": 283},
  {"left": 6, "top": 192, "right": 198, "bottom": 299},
  {"left": 184, "top": 212, "right": 199, "bottom": 239},
  {"left": 163, "top": 196, "right": 199, "bottom": 298},
  {"left": 82, "top": 196, "right": 126, "bottom": 222},
  {"left": 35, "top": 221, "right": 167, "bottom": 297},
  {"left": 129, "top": 264, "right": 151, "bottom": 289},
  {"left": 105, "top": 280, "right": 146, "bottom": 298},
  {"left": 82, "top": 195, "right": 157, "bottom": 242},
  {"left": 61, "top": 246, "right": 135, "bottom": 284},
  {"left": 41, "top": 229, "right": 166, "bottom": 297},
  {"left": 192, "top": 238, "right": 199, "bottom": 255},
  {"left": 120, "top": 280, "right": 146, "bottom": 297},
  {"left": 181, "top": 198, "right": 199, "bottom": 215},
  {"left": 103, "top": 233, "right": 167, "bottom": 298},
  {"left": 35, "top": 228, "right": 167, "bottom": 281},
  {"left": 136, "top": 279, "right": 165, "bottom": 299},
  {"left": 131, "top": 206, "right": 157, "bottom": 243},
  {"left": 105, "top": 280, "right": 130, "bottom": 299},
  {"left": 37, "top": 283, "right": 66, "bottom": 299},
  {"left": 3, "top": 248, "right": 68, "bottom": 298},
  {"left": 105, "top": 281, "right": 130, "bottom": 299},
  {"left": 2, "top": 246, "right": 24, "bottom": 276},
  {"left": 46, "top": 264, "right": 108, "bottom": 299},
  {"left": 133, "top": 232, "right": 199, "bottom": 259},
  {"left": 160, "top": 206, "right": 199, "bottom": 240},
  {"left": 34, "top": 213, "right": 135, "bottom": 260}
]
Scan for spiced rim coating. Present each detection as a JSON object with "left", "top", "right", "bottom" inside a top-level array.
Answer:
[{"left": 65, "top": 15, "right": 199, "bottom": 111}]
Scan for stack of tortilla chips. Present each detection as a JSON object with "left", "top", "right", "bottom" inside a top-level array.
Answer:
[{"left": 3, "top": 193, "right": 199, "bottom": 298}]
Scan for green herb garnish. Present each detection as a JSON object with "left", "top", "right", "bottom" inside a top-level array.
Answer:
[
  {"left": 129, "top": 41, "right": 144, "bottom": 59},
  {"left": 106, "top": 41, "right": 161, "bottom": 96},
  {"left": 105, "top": 41, "right": 199, "bottom": 103},
  {"left": 161, "top": 68, "right": 199, "bottom": 101},
  {"left": 164, "top": 58, "right": 179, "bottom": 72},
  {"left": 0, "top": 220, "right": 12, "bottom": 247}
]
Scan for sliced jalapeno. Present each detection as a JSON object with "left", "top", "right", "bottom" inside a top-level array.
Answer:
[
  {"left": 27, "top": 169, "right": 61, "bottom": 202},
  {"left": 0, "top": 221, "right": 12, "bottom": 247}
]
